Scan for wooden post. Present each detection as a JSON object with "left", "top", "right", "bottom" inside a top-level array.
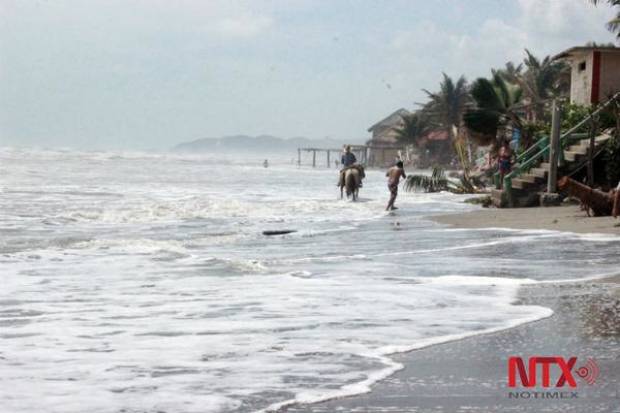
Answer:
[
  {"left": 312, "top": 150, "right": 316, "bottom": 168},
  {"left": 587, "top": 111, "right": 598, "bottom": 187},
  {"left": 547, "top": 100, "right": 561, "bottom": 194},
  {"left": 327, "top": 150, "right": 330, "bottom": 168},
  {"left": 297, "top": 148, "right": 301, "bottom": 166}
]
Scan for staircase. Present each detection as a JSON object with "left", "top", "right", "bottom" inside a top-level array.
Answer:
[
  {"left": 490, "top": 92, "right": 620, "bottom": 208},
  {"left": 491, "top": 132, "right": 612, "bottom": 208}
]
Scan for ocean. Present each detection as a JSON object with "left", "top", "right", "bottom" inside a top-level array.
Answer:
[{"left": 1, "top": 148, "right": 619, "bottom": 413}]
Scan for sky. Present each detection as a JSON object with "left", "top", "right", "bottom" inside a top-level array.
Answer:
[{"left": 0, "top": 0, "right": 618, "bottom": 150}]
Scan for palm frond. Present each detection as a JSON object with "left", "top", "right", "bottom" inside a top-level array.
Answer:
[
  {"left": 470, "top": 78, "right": 503, "bottom": 111},
  {"left": 404, "top": 166, "right": 485, "bottom": 194},
  {"left": 404, "top": 167, "right": 448, "bottom": 193}
]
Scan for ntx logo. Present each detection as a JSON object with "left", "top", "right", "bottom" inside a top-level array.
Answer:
[{"left": 508, "top": 356, "right": 599, "bottom": 388}]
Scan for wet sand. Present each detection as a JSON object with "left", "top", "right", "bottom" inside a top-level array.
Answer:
[
  {"left": 285, "top": 206, "right": 620, "bottom": 413},
  {"left": 287, "top": 275, "right": 620, "bottom": 413},
  {"left": 432, "top": 205, "right": 620, "bottom": 235}
]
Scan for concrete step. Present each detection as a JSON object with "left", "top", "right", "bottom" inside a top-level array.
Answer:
[
  {"left": 512, "top": 178, "right": 538, "bottom": 190},
  {"left": 566, "top": 144, "right": 588, "bottom": 154},
  {"left": 521, "top": 173, "right": 545, "bottom": 184},
  {"left": 491, "top": 188, "right": 505, "bottom": 207},
  {"left": 572, "top": 134, "right": 611, "bottom": 149},
  {"left": 563, "top": 150, "right": 584, "bottom": 162},
  {"left": 567, "top": 143, "right": 584, "bottom": 152},
  {"left": 495, "top": 133, "right": 613, "bottom": 210},
  {"left": 530, "top": 167, "right": 549, "bottom": 178},
  {"left": 564, "top": 135, "right": 610, "bottom": 162}
]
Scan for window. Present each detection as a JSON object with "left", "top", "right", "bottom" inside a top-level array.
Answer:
[{"left": 578, "top": 61, "right": 586, "bottom": 71}]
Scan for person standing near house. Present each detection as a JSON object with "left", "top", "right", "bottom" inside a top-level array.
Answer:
[
  {"left": 385, "top": 161, "right": 406, "bottom": 211},
  {"left": 498, "top": 140, "right": 513, "bottom": 189}
]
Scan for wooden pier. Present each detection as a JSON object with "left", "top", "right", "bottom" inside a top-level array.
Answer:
[
  {"left": 297, "top": 144, "right": 404, "bottom": 168},
  {"left": 297, "top": 145, "right": 369, "bottom": 168}
]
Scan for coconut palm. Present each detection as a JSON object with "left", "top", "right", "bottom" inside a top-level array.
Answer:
[
  {"left": 591, "top": 0, "right": 620, "bottom": 37},
  {"left": 463, "top": 72, "right": 524, "bottom": 147},
  {"left": 404, "top": 167, "right": 448, "bottom": 193},
  {"left": 492, "top": 61, "right": 523, "bottom": 84},
  {"left": 421, "top": 73, "right": 471, "bottom": 140},
  {"left": 518, "top": 49, "right": 570, "bottom": 120},
  {"left": 392, "top": 112, "right": 431, "bottom": 147},
  {"left": 419, "top": 73, "right": 473, "bottom": 164},
  {"left": 404, "top": 167, "right": 485, "bottom": 194}
]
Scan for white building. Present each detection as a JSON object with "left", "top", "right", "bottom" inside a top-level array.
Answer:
[{"left": 554, "top": 46, "right": 620, "bottom": 105}]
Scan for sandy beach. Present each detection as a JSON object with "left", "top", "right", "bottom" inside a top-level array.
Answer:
[
  {"left": 287, "top": 206, "right": 620, "bottom": 413},
  {"left": 431, "top": 204, "right": 620, "bottom": 235},
  {"left": 288, "top": 275, "right": 620, "bottom": 413}
]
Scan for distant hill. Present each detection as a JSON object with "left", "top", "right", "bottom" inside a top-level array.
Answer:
[{"left": 172, "top": 135, "right": 362, "bottom": 153}]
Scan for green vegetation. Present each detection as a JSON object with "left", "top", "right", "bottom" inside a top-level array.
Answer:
[
  {"left": 422, "top": 73, "right": 471, "bottom": 142},
  {"left": 392, "top": 36, "right": 619, "bottom": 195},
  {"left": 404, "top": 167, "right": 486, "bottom": 194},
  {"left": 604, "top": 134, "right": 620, "bottom": 186},
  {"left": 391, "top": 112, "right": 430, "bottom": 147},
  {"left": 393, "top": 49, "right": 573, "bottom": 169},
  {"left": 404, "top": 167, "right": 448, "bottom": 193},
  {"left": 463, "top": 73, "right": 524, "bottom": 147}
]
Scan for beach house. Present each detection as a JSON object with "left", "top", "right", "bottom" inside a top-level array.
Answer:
[
  {"left": 554, "top": 46, "right": 620, "bottom": 105},
  {"left": 366, "top": 108, "right": 410, "bottom": 167}
]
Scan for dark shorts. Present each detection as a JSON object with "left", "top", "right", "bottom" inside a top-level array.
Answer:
[
  {"left": 499, "top": 159, "right": 511, "bottom": 174},
  {"left": 388, "top": 183, "right": 398, "bottom": 195}
]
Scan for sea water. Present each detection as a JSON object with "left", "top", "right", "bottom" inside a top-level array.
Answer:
[{"left": 1, "top": 148, "right": 619, "bottom": 413}]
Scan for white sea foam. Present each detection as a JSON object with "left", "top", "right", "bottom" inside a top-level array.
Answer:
[{"left": 1, "top": 148, "right": 619, "bottom": 413}]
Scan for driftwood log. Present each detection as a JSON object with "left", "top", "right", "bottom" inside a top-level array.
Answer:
[
  {"left": 262, "top": 230, "right": 297, "bottom": 236},
  {"left": 557, "top": 176, "right": 614, "bottom": 217}
]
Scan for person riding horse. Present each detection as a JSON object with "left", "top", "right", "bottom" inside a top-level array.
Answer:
[{"left": 338, "top": 145, "right": 365, "bottom": 199}]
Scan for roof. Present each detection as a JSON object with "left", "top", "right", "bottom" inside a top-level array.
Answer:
[
  {"left": 553, "top": 46, "right": 620, "bottom": 60},
  {"left": 364, "top": 138, "right": 404, "bottom": 148},
  {"left": 367, "top": 108, "right": 410, "bottom": 132},
  {"left": 422, "top": 129, "right": 450, "bottom": 141}
]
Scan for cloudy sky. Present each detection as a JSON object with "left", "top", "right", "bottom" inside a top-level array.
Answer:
[{"left": 0, "top": 0, "right": 618, "bottom": 150}]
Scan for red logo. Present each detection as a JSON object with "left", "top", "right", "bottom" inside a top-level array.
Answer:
[{"left": 508, "top": 356, "right": 599, "bottom": 388}]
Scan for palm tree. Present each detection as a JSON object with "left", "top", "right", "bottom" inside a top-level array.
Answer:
[
  {"left": 591, "top": 0, "right": 620, "bottom": 38},
  {"left": 420, "top": 73, "right": 472, "bottom": 163},
  {"left": 392, "top": 112, "right": 431, "bottom": 147},
  {"left": 518, "top": 49, "right": 569, "bottom": 120},
  {"left": 492, "top": 61, "right": 523, "bottom": 84},
  {"left": 463, "top": 72, "right": 524, "bottom": 147},
  {"left": 421, "top": 73, "right": 471, "bottom": 141}
]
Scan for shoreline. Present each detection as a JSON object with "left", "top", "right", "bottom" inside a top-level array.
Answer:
[
  {"left": 286, "top": 206, "right": 620, "bottom": 413},
  {"left": 288, "top": 272, "right": 620, "bottom": 413},
  {"left": 430, "top": 204, "right": 620, "bottom": 235}
]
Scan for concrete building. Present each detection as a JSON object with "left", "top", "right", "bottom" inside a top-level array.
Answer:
[
  {"left": 366, "top": 108, "right": 410, "bottom": 167},
  {"left": 554, "top": 46, "right": 620, "bottom": 105}
]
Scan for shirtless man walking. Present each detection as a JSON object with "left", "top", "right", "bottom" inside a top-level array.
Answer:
[{"left": 385, "top": 161, "right": 406, "bottom": 211}]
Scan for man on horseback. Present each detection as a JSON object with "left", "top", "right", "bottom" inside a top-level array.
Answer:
[
  {"left": 338, "top": 145, "right": 364, "bottom": 189},
  {"left": 341, "top": 145, "right": 356, "bottom": 168}
]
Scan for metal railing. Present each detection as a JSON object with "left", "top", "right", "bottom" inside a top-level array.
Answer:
[{"left": 494, "top": 91, "right": 620, "bottom": 193}]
